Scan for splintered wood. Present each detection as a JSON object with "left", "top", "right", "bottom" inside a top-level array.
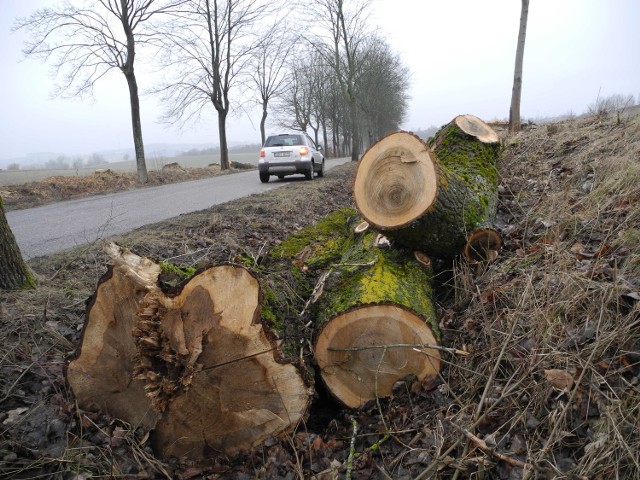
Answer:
[{"left": 67, "top": 243, "right": 312, "bottom": 462}]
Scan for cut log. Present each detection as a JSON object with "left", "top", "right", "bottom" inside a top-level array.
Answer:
[
  {"left": 313, "top": 227, "right": 441, "bottom": 408},
  {"left": 353, "top": 115, "right": 502, "bottom": 260},
  {"left": 67, "top": 243, "right": 312, "bottom": 463},
  {"left": 262, "top": 208, "right": 441, "bottom": 408}
]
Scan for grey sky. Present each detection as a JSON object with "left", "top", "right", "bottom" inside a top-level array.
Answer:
[{"left": 0, "top": 0, "right": 638, "bottom": 163}]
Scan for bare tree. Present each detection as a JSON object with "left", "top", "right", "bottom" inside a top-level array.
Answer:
[
  {"left": 156, "top": 0, "right": 271, "bottom": 169},
  {"left": 308, "top": 0, "right": 371, "bottom": 161},
  {"left": 249, "top": 24, "right": 294, "bottom": 145},
  {"left": 277, "top": 63, "right": 313, "bottom": 133},
  {"left": 356, "top": 36, "right": 410, "bottom": 143},
  {"left": 0, "top": 197, "right": 35, "bottom": 291},
  {"left": 509, "top": 0, "right": 530, "bottom": 132},
  {"left": 14, "top": 0, "right": 185, "bottom": 183}
]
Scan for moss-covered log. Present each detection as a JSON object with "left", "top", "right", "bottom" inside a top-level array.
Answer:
[
  {"left": 313, "top": 227, "right": 441, "bottom": 408},
  {"left": 67, "top": 243, "right": 312, "bottom": 463},
  {"left": 353, "top": 115, "right": 502, "bottom": 260},
  {"left": 262, "top": 208, "right": 441, "bottom": 408}
]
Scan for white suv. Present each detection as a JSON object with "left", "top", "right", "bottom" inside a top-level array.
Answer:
[{"left": 258, "top": 133, "right": 325, "bottom": 183}]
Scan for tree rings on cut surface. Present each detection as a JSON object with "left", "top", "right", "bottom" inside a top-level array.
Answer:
[
  {"left": 67, "top": 243, "right": 312, "bottom": 463},
  {"left": 315, "top": 304, "right": 441, "bottom": 409},
  {"left": 463, "top": 228, "right": 503, "bottom": 263},
  {"left": 354, "top": 131, "right": 438, "bottom": 229},
  {"left": 454, "top": 114, "right": 500, "bottom": 143}
]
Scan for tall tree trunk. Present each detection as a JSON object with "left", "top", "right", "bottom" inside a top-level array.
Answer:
[
  {"left": 125, "top": 73, "right": 148, "bottom": 184},
  {"left": 0, "top": 197, "right": 35, "bottom": 290},
  {"left": 218, "top": 109, "right": 230, "bottom": 170},
  {"left": 509, "top": 0, "right": 529, "bottom": 133},
  {"left": 260, "top": 100, "right": 268, "bottom": 146},
  {"left": 120, "top": 0, "right": 148, "bottom": 184},
  {"left": 349, "top": 95, "right": 359, "bottom": 161},
  {"left": 322, "top": 120, "right": 329, "bottom": 158}
]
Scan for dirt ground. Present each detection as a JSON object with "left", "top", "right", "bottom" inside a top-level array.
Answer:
[{"left": 1, "top": 112, "right": 640, "bottom": 479}]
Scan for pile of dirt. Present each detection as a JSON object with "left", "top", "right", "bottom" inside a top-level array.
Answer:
[
  {"left": 1, "top": 112, "right": 639, "bottom": 479},
  {"left": 1, "top": 162, "right": 250, "bottom": 210}
]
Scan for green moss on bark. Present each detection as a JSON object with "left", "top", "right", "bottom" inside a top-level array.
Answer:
[
  {"left": 387, "top": 121, "right": 502, "bottom": 259},
  {"left": 314, "top": 229, "right": 439, "bottom": 340}
]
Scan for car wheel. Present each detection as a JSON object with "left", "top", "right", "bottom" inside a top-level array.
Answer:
[
  {"left": 305, "top": 163, "right": 314, "bottom": 180},
  {"left": 318, "top": 159, "right": 325, "bottom": 178},
  {"left": 259, "top": 172, "right": 270, "bottom": 183}
]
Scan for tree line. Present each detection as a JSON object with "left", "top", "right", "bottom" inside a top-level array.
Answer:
[{"left": 14, "top": 0, "right": 411, "bottom": 183}]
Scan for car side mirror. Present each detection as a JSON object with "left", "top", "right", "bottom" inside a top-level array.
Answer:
[{"left": 317, "top": 145, "right": 323, "bottom": 151}]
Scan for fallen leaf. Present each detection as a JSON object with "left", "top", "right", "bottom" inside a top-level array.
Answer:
[
  {"left": 544, "top": 369, "right": 574, "bottom": 390},
  {"left": 2, "top": 407, "right": 28, "bottom": 425}
]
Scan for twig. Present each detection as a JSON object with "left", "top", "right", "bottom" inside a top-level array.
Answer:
[
  {"left": 346, "top": 417, "right": 358, "bottom": 480},
  {"left": 448, "top": 420, "right": 532, "bottom": 470},
  {"left": 327, "top": 343, "right": 469, "bottom": 356}
]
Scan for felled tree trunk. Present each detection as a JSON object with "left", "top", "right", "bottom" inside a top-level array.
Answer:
[
  {"left": 67, "top": 243, "right": 312, "bottom": 463},
  {"left": 353, "top": 115, "right": 502, "bottom": 261},
  {"left": 314, "top": 226, "right": 441, "bottom": 408},
  {"left": 262, "top": 209, "right": 441, "bottom": 408}
]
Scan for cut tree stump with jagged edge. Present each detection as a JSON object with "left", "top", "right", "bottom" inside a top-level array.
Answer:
[
  {"left": 66, "top": 243, "right": 312, "bottom": 463},
  {"left": 353, "top": 115, "right": 502, "bottom": 261}
]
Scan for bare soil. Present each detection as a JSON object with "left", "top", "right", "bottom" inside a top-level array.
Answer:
[{"left": 1, "top": 113, "right": 639, "bottom": 479}]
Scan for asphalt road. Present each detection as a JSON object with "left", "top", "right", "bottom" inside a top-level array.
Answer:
[{"left": 7, "top": 157, "right": 351, "bottom": 259}]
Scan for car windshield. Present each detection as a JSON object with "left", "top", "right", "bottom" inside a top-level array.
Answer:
[{"left": 265, "top": 135, "right": 303, "bottom": 147}]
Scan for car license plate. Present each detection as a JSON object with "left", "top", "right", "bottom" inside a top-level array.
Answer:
[{"left": 274, "top": 151, "right": 290, "bottom": 157}]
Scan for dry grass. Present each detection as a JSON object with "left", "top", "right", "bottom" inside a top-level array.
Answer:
[{"left": 1, "top": 112, "right": 639, "bottom": 479}]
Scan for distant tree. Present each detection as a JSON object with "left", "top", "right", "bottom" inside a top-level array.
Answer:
[
  {"left": 73, "top": 158, "right": 84, "bottom": 170},
  {"left": 0, "top": 196, "right": 35, "bottom": 291},
  {"left": 14, "top": 0, "right": 187, "bottom": 184},
  {"left": 509, "top": 0, "right": 530, "bottom": 132},
  {"left": 91, "top": 153, "right": 106, "bottom": 164},
  {"left": 45, "top": 157, "right": 70, "bottom": 169},
  {"left": 356, "top": 35, "right": 410, "bottom": 143},
  {"left": 309, "top": 0, "right": 372, "bottom": 161},
  {"left": 155, "top": 0, "right": 273, "bottom": 170},
  {"left": 7, "top": 163, "right": 20, "bottom": 171},
  {"left": 249, "top": 24, "right": 294, "bottom": 145}
]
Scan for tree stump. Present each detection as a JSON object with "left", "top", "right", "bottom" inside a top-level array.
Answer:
[
  {"left": 353, "top": 115, "right": 502, "bottom": 260},
  {"left": 67, "top": 243, "right": 312, "bottom": 462}
]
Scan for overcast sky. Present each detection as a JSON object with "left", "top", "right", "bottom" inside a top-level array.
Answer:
[{"left": 0, "top": 0, "right": 638, "bottom": 162}]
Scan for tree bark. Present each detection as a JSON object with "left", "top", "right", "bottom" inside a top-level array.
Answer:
[
  {"left": 218, "top": 108, "right": 230, "bottom": 170},
  {"left": 125, "top": 73, "right": 149, "bottom": 184},
  {"left": 263, "top": 208, "right": 441, "bottom": 409},
  {"left": 260, "top": 100, "right": 268, "bottom": 146},
  {"left": 120, "top": 1, "right": 148, "bottom": 184},
  {"left": 509, "top": 0, "right": 530, "bottom": 133},
  {"left": 313, "top": 227, "right": 441, "bottom": 409},
  {"left": 67, "top": 243, "right": 311, "bottom": 463},
  {"left": 353, "top": 116, "right": 502, "bottom": 260},
  {"left": 0, "top": 196, "right": 36, "bottom": 290}
]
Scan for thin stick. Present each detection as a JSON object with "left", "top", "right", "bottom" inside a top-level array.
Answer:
[
  {"left": 448, "top": 420, "right": 532, "bottom": 470},
  {"left": 346, "top": 417, "right": 358, "bottom": 480},
  {"left": 328, "top": 343, "right": 469, "bottom": 356}
]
